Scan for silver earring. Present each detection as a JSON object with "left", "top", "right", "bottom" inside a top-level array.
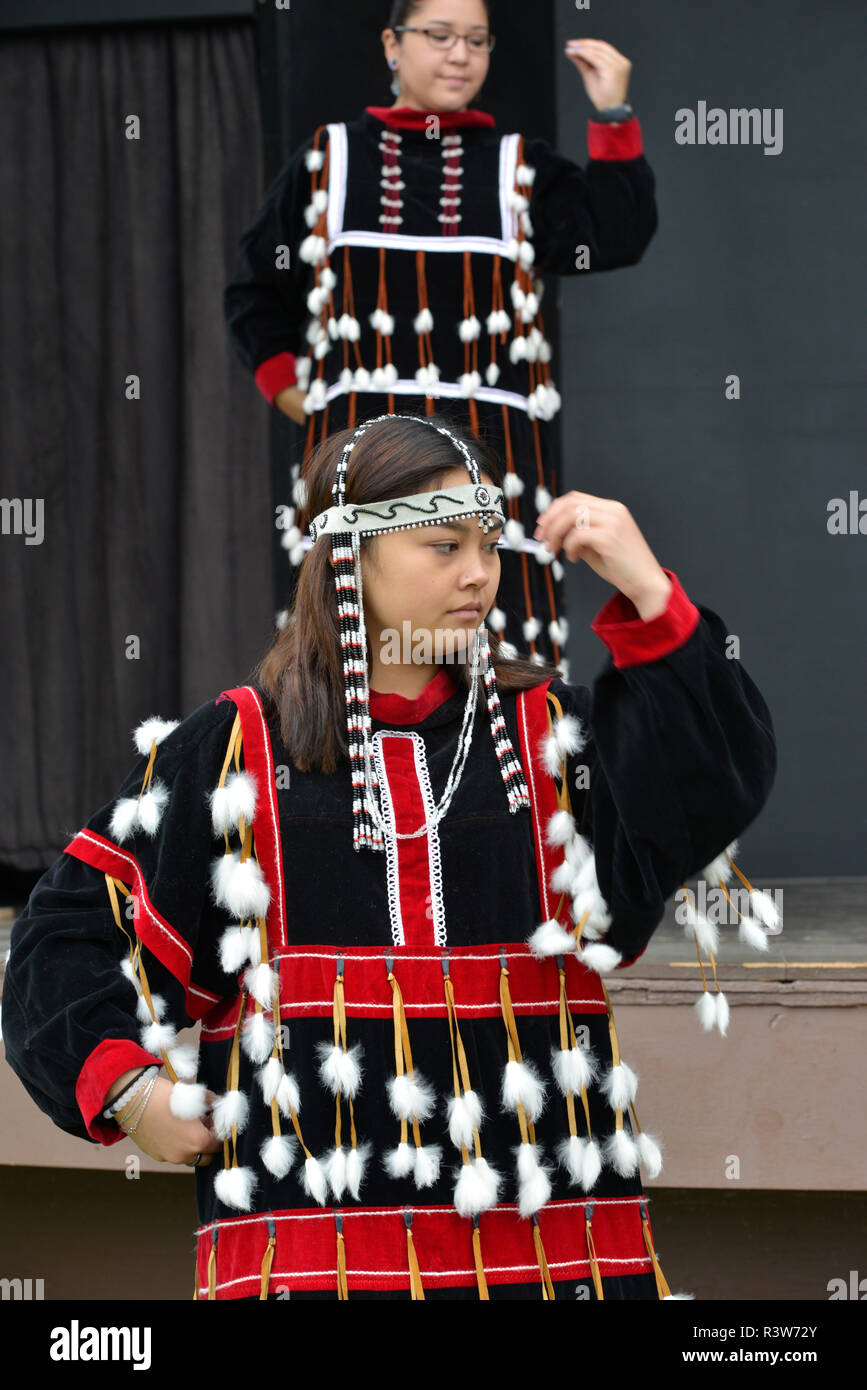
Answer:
[{"left": 389, "top": 59, "right": 400, "bottom": 97}]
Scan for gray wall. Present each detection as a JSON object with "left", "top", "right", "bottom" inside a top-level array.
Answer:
[{"left": 554, "top": 0, "right": 865, "bottom": 876}]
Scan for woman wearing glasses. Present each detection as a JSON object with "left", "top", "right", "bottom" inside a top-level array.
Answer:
[{"left": 224, "top": 0, "right": 657, "bottom": 675}]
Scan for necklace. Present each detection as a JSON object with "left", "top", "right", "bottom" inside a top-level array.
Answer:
[{"left": 354, "top": 536, "right": 482, "bottom": 841}]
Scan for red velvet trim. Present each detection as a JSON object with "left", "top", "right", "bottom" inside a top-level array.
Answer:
[
  {"left": 590, "top": 569, "right": 700, "bottom": 670},
  {"left": 587, "top": 115, "right": 643, "bottom": 161},
  {"left": 369, "top": 666, "right": 457, "bottom": 724},
  {"left": 217, "top": 687, "right": 288, "bottom": 951},
  {"left": 253, "top": 352, "right": 297, "bottom": 405},
  {"left": 365, "top": 104, "right": 495, "bottom": 130},
  {"left": 195, "top": 1196, "right": 654, "bottom": 1295},
  {"left": 62, "top": 829, "right": 224, "bottom": 1019},
  {"left": 200, "top": 942, "right": 606, "bottom": 1037},
  {"left": 75, "top": 1038, "right": 164, "bottom": 1144}
]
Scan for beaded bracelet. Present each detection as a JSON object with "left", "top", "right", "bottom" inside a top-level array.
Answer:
[
  {"left": 102, "top": 1065, "right": 160, "bottom": 1120},
  {"left": 117, "top": 1073, "right": 159, "bottom": 1136}
]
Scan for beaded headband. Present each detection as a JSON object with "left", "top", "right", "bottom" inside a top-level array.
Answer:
[{"left": 312, "top": 412, "right": 530, "bottom": 852}]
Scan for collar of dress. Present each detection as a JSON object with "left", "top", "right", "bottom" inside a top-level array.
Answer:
[
  {"left": 369, "top": 665, "right": 458, "bottom": 724},
  {"left": 365, "top": 104, "right": 496, "bottom": 131}
]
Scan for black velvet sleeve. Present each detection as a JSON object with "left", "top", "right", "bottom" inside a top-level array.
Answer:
[
  {"left": 1, "top": 696, "right": 239, "bottom": 1142},
  {"left": 522, "top": 133, "right": 658, "bottom": 275},
  {"left": 548, "top": 602, "right": 777, "bottom": 966},
  {"left": 223, "top": 133, "right": 318, "bottom": 375}
]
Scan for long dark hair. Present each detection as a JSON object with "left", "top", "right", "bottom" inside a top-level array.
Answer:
[{"left": 251, "top": 412, "right": 561, "bottom": 773}]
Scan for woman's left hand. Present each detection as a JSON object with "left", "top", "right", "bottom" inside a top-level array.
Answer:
[
  {"left": 563, "top": 38, "right": 631, "bottom": 112},
  {"left": 533, "top": 491, "right": 672, "bottom": 620}
]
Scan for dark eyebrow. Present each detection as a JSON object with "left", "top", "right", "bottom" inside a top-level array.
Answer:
[{"left": 429, "top": 518, "right": 504, "bottom": 535}]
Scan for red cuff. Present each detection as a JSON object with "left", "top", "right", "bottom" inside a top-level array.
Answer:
[
  {"left": 591, "top": 569, "right": 700, "bottom": 669},
  {"left": 587, "top": 115, "right": 643, "bottom": 161},
  {"left": 254, "top": 351, "right": 298, "bottom": 405},
  {"left": 76, "top": 1038, "right": 164, "bottom": 1145}
]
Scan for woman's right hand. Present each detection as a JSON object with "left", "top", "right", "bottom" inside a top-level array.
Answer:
[
  {"left": 274, "top": 385, "right": 308, "bottom": 424},
  {"left": 118, "top": 1076, "right": 223, "bottom": 1167}
]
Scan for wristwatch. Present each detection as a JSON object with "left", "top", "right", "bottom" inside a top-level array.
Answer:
[{"left": 592, "top": 103, "right": 634, "bottom": 123}]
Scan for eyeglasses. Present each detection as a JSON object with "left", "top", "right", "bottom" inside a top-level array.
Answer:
[{"left": 393, "top": 25, "right": 495, "bottom": 54}]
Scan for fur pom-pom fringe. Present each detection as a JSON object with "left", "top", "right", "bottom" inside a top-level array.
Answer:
[
  {"left": 345, "top": 1143, "right": 369, "bottom": 1201},
  {"left": 605, "top": 1126, "right": 640, "bottom": 1177},
  {"left": 695, "top": 990, "right": 717, "bottom": 1031},
  {"left": 388, "top": 1071, "right": 436, "bottom": 1122},
  {"left": 140, "top": 1019, "right": 176, "bottom": 1054},
  {"left": 324, "top": 1144, "right": 348, "bottom": 1198},
  {"left": 244, "top": 963, "right": 279, "bottom": 1009},
  {"left": 447, "top": 1090, "right": 483, "bottom": 1149},
  {"left": 700, "top": 840, "right": 738, "bottom": 885},
  {"left": 552, "top": 1044, "right": 597, "bottom": 1096},
  {"left": 210, "top": 851, "right": 271, "bottom": 921},
  {"left": 300, "top": 1154, "right": 328, "bottom": 1206},
  {"left": 501, "top": 1059, "right": 547, "bottom": 1122},
  {"left": 682, "top": 899, "right": 720, "bottom": 956},
  {"left": 261, "top": 1133, "right": 297, "bottom": 1180},
  {"left": 315, "top": 1041, "right": 364, "bottom": 1098},
  {"left": 579, "top": 942, "right": 622, "bottom": 975},
  {"left": 556, "top": 1134, "right": 586, "bottom": 1184},
  {"left": 453, "top": 1156, "right": 501, "bottom": 1216},
  {"left": 214, "top": 1164, "right": 257, "bottom": 1211},
  {"left": 169, "top": 1081, "right": 209, "bottom": 1120},
  {"left": 212, "top": 1089, "right": 249, "bottom": 1140},
  {"left": 276, "top": 1072, "right": 300, "bottom": 1118},
  {"left": 715, "top": 990, "right": 730, "bottom": 1036},
  {"left": 413, "top": 1144, "right": 442, "bottom": 1189},
  {"left": 739, "top": 914, "right": 771, "bottom": 953},
  {"left": 258, "top": 1057, "right": 283, "bottom": 1104},
  {"left": 384, "top": 1142, "right": 415, "bottom": 1178},
  {"left": 515, "top": 1143, "right": 551, "bottom": 1218},
  {"left": 636, "top": 1130, "right": 664, "bottom": 1178},
  {"left": 545, "top": 810, "right": 575, "bottom": 846},
  {"left": 209, "top": 771, "right": 257, "bottom": 836},
  {"left": 133, "top": 717, "right": 179, "bottom": 757},
  {"left": 601, "top": 1060, "right": 638, "bottom": 1111},
  {"left": 241, "top": 1012, "right": 275, "bottom": 1064},
  {"left": 527, "top": 918, "right": 576, "bottom": 959}
]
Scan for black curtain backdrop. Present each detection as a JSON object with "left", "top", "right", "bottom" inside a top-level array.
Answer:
[{"left": 0, "top": 19, "right": 271, "bottom": 871}]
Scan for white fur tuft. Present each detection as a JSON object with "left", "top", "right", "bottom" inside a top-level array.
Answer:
[
  {"left": 581, "top": 1138, "right": 602, "bottom": 1191},
  {"left": 636, "top": 1130, "right": 664, "bottom": 1178},
  {"left": 243, "top": 962, "right": 279, "bottom": 1009},
  {"left": 579, "top": 942, "right": 622, "bottom": 975},
  {"left": 323, "top": 1144, "right": 347, "bottom": 1198},
  {"left": 315, "top": 1041, "right": 364, "bottom": 1098},
  {"left": 748, "top": 889, "right": 780, "bottom": 930},
  {"left": 527, "top": 918, "right": 576, "bottom": 959},
  {"left": 447, "top": 1090, "right": 483, "bottom": 1149},
  {"left": 210, "top": 851, "right": 271, "bottom": 920},
  {"left": 136, "top": 781, "right": 169, "bottom": 836},
  {"left": 556, "top": 1134, "right": 586, "bottom": 1184},
  {"left": 109, "top": 798, "right": 140, "bottom": 843},
  {"left": 695, "top": 990, "right": 717, "bottom": 1031},
  {"left": 219, "top": 925, "right": 259, "bottom": 975},
  {"left": 345, "top": 1142, "right": 369, "bottom": 1200},
  {"left": 605, "top": 1127, "right": 640, "bottom": 1177},
  {"left": 168, "top": 1081, "right": 208, "bottom": 1119},
  {"left": 258, "top": 1057, "right": 283, "bottom": 1104},
  {"left": 453, "top": 1156, "right": 501, "bottom": 1216},
  {"left": 136, "top": 992, "right": 165, "bottom": 1024},
  {"left": 300, "top": 1155, "right": 328, "bottom": 1206},
  {"left": 140, "top": 1019, "right": 176, "bottom": 1054},
  {"left": 515, "top": 1143, "right": 551, "bottom": 1217},
  {"left": 601, "top": 1060, "right": 639, "bottom": 1111},
  {"left": 212, "top": 1089, "right": 249, "bottom": 1140},
  {"left": 133, "top": 717, "right": 179, "bottom": 757},
  {"left": 545, "top": 810, "right": 575, "bottom": 846},
  {"left": 739, "top": 913, "right": 771, "bottom": 953},
  {"left": 551, "top": 1044, "right": 597, "bottom": 1096},
  {"left": 700, "top": 840, "right": 738, "bottom": 885},
  {"left": 209, "top": 771, "right": 257, "bottom": 835},
  {"left": 388, "top": 1071, "right": 435, "bottom": 1122},
  {"left": 715, "top": 990, "right": 730, "bottom": 1036},
  {"left": 241, "top": 1011, "right": 275, "bottom": 1064},
  {"left": 276, "top": 1072, "right": 300, "bottom": 1118},
  {"left": 501, "top": 1059, "right": 547, "bottom": 1122},
  {"left": 683, "top": 899, "right": 720, "bottom": 956},
  {"left": 261, "top": 1133, "right": 297, "bottom": 1179},
  {"left": 384, "top": 1142, "right": 414, "bottom": 1178},
  {"left": 214, "top": 1164, "right": 257, "bottom": 1211},
  {"left": 167, "top": 1042, "right": 199, "bottom": 1080},
  {"left": 413, "top": 1144, "right": 442, "bottom": 1188}
]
